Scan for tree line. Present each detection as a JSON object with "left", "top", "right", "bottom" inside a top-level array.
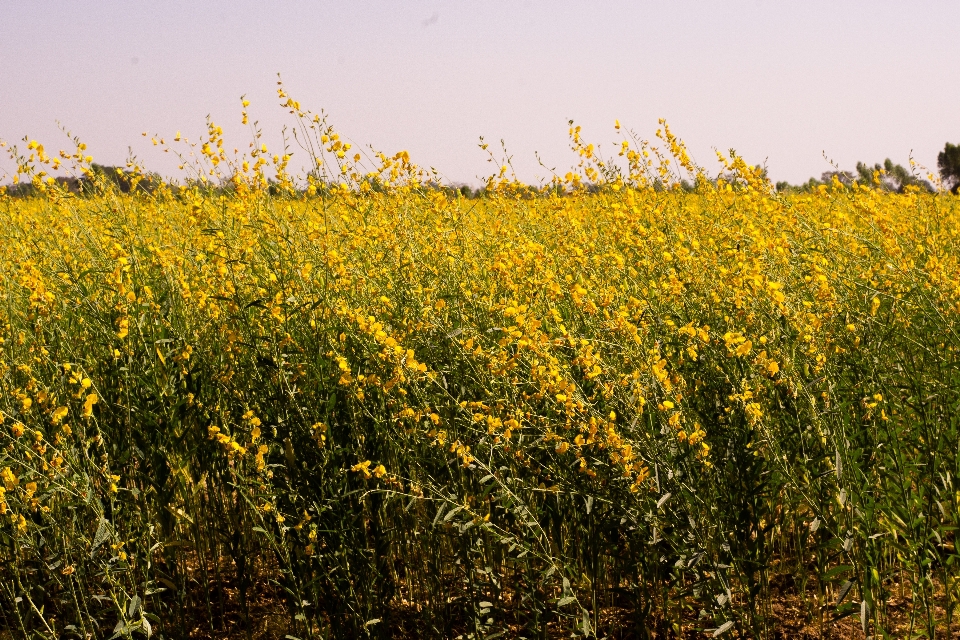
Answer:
[
  {"left": 776, "top": 142, "right": 960, "bottom": 194},
  {"left": 4, "top": 143, "right": 960, "bottom": 198}
]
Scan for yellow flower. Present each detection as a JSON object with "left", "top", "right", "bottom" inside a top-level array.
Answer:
[
  {"left": 51, "top": 406, "right": 69, "bottom": 424},
  {"left": 1, "top": 468, "right": 17, "bottom": 489},
  {"left": 351, "top": 460, "right": 372, "bottom": 479},
  {"left": 82, "top": 393, "right": 98, "bottom": 418},
  {"left": 255, "top": 445, "right": 268, "bottom": 471}
]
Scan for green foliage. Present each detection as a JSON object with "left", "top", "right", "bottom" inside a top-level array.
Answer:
[
  {"left": 778, "top": 160, "right": 934, "bottom": 193},
  {"left": 1, "top": 183, "right": 958, "bottom": 638},
  {"left": 939, "top": 142, "right": 960, "bottom": 194},
  {"left": 1, "top": 125, "right": 959, "bottom": 639},
  {"left": 855, "top": 159, "right": 932, "bottom": 193}
]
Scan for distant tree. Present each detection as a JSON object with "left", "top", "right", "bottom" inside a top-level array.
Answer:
[
  {"left": 853, "top": 159, "right": 932, "bottom": 193},
  {"left": 821, "top": 170, "right": 856, "bottom": 186},
  {"left": 938, "top": 142, "right": 960, "bottom": 194},
  {"left": 3, "top": 182, "right": 38, "bottom": 198},
  {"left": 2, "top": 176, "right": 80, "bottom": 197},
  {"left": 81, "top": 164, "right": 161, "bottom": 195},
  {"left": 776, "top": 154, "right": 938, "bottom": 194}
]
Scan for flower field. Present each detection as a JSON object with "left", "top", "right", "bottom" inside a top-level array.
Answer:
[{"left": 2, "top": 109, "right": 960, "bottom": 638}]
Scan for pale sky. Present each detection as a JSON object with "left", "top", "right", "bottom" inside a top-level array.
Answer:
[{"left": 2, "top": 1, "right": 958, "bottom": 186}]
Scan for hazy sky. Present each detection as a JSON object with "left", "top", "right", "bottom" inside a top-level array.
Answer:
[{"left": 2, "top": 0, "right": 958, "bottom": 186}]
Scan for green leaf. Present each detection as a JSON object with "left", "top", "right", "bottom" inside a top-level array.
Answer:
[
  {"left": 127, "top": 594, "right": 141, "bottom": 618},
  {"left": 443, "top": 506, "right": 462, "bottom": 523},
  {"left": 835, "top": 580, "right": 853, "bottom": 606},
  {"left": 822, "top": 564, "right": 853, "bottom": 581},
  {"left": 91, "top": 518, "right": 111, "bottom": 554}
]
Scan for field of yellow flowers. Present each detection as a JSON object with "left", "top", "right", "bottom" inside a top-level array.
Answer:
[{"left": 2, "top": 104, "right": 960, "bottom": 638}]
